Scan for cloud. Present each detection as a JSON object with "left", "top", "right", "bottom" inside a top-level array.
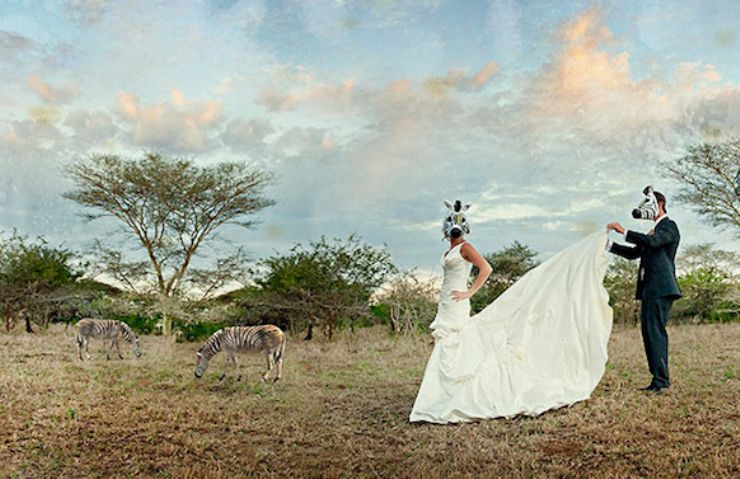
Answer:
[
  {"left": 219, "top": 118, "right": 274, "bottom": 156},
  {"left": 269, "top": 126, "right": 336, "bottom": 161},
  {"left": 257, "top": 67, "right": 357, "bottom": 112},
  {"left": 27, "top": 74, "right": 78, "bottom": 104},
  {"left": 0, "top": 30, "right": 35, "bottom": 63},
  {"left": 64, "top": 110, "right": 118, "bottom": 148},
  {"left": 523, "top": 6, "right": 724, "bottom": 148},
  {"left": 115, "top": 90, "right": 224, "bottom": 152},
  {"left": 423, "top": 62, "right": 500, "bottom": 97},
  {"left": 62, "top": 0, "right": 114, "bottom": 25}
]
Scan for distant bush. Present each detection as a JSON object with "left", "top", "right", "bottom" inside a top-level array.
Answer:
[
  {"left": 175, "top": 320, "right": 226, "bottom": 342},
  {"left": 117, "top": 313, "right": 159, "bottom": 335}
]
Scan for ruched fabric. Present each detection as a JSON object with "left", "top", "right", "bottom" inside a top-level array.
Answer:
[{"left": 409, "top": 231, "right": 614, "bottom": 423}]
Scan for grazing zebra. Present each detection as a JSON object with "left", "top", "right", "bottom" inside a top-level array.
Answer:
[
  {"left": 194, "top": 325, "right": 286, "bottom": 383},
  {"left": 75, "top": 318, "right": 142, "bottom": 361}
]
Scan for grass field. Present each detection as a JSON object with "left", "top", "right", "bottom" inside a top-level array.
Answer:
[{"left": 1, "top": 323, "right": 738, "bottom": 478}]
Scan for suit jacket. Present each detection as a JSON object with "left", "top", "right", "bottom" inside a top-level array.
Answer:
[{"left": 610, "top": 217, "right": 682, "bottom": 300}]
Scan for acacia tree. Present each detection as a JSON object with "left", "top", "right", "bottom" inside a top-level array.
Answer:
[
  {"left": 64, "top": 152, "right": 274, "bottom": 333},
  {"left": 665, "top": 138, "right": 740, "bottom": 235},
  {"left": 253, "top": 235, "right": 397, "bottom": 340}
]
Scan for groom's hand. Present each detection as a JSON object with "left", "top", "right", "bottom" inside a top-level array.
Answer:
[
  {"left": 606, "top": 222, "right": 625, "bottom": 234},
  {"left": 451, "top": 290, "right": 472, "bottom": 302}
]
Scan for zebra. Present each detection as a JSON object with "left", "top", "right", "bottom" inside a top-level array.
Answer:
[
  {"left": 75, "top": 318, "right": 142, "bottom": 361},
  {"left": 194, "top": 325, "right": 286, "bottom": 383}
]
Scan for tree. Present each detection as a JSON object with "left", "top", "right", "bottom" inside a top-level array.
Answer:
[
  {"left": 64, "top": 152, "right": 274, "bottom": 333},
  {"left": 0, "top": 232, "right": 83, "bottom": 332},
  {"left": 665, "top": 138, "right": 740, "bottom": 235},
  {"left": 373, "top": 272, "right": 438, "bottom": 334},
  {"left": 470, "top": 241, "right": 540, "bottom": 313},
  {"left": 675, "top": 243, "right": 739, "bottom": 322},
  {"left": 604, "top": 258, "right": 640, "bottom": 325},
  {"left": 251, "top": 235, "right": 397, "bottom": 340}
]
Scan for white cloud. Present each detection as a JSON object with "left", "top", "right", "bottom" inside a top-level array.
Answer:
[
  {"left": 115, "top": 90, "right": 224, "bottom": 152},
  {"left": 27, "top": 74, "right": 78, "bottom": 104}
]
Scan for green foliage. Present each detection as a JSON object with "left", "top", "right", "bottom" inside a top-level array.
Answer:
[
  {"left": 673, "top": 243, "right": 739, "bottom": 323},
  {"left": 174, "top": 320, "right": 226, "bottom": 342},
  {"left": 604, "top": 242, "right": 739, "bottom": 325},
  {"left": 64, "top": 152, "right": 273, "bottom": 310},
  {"left": 471, "top": 241, "right": 539, "bottom": 313},
  {"left": 604, "top": 258, "right": 640, "bottom": 325},
  {"left": 0, "top": 231, "right": 84, "bottom": 331},
  {"left": 246, "top": 234, "right": 397, "bottom": 339},
  {"left": 115, "top": 313, "right": 159, "bottom": 335},
  {"left": 373, "top": 272, "right": 438, "bottom": 334}
]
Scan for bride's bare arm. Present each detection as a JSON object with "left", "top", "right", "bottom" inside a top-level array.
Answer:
[{"left": 451, "top": 243, "right": 492, "bottom": 302}]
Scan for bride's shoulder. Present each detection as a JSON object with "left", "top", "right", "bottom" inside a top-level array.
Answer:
[{"left": 459, "top": 241, "right": 478, "bottom": 256}]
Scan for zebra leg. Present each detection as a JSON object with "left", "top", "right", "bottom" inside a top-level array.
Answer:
[
  {"left": 262, "top": 351, "right": 274, "bottom": 382},
  {"left": 76, "top": 334, "right": 84, "bottom": 361},
  {"left": 107, "top": 339, "right": 116, "bottom": 360},
  {"left": 84, "top": 338, "right": 91, "bottom": 360},
  {"left": 115, "top": 339, "right": 123, "bottom": 359},
  {"left": 235, "top": 356, "right": 242, "bottom": 382},
  {"left": 220, "top": 353, "right": 231, "bottom": 381},
  {"left": 274, "top": 353, "right": 282, "bottom": 383}
]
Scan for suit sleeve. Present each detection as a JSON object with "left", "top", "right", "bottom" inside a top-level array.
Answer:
[
  {"left": 625, "top": 221, "right": 679, "bottom": 249},
  {"left": 609, "top": 241, "right": 643, "bottom": 260}
]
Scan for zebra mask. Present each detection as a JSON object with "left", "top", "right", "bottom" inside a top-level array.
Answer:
[
  {"left": 632, "top": 185, "right": 659, "bottom": 221},
  {"left": 442, "top": 199, "right": 471, "bottom": 240}
]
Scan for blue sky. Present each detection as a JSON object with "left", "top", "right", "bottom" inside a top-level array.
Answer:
[{"left": 1, "top": 0, "right": 739, "bottom": 279}]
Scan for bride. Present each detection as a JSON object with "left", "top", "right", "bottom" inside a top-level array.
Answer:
[{"left": 409, "top": 199, "right": 613, "bottom": 423}]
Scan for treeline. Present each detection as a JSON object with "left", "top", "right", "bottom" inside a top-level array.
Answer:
[{"left": 1, "top": 230, "right": 737, "bottom": 340}]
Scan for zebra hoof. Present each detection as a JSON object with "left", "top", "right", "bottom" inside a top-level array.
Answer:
[
  {"left": 219, "top": 374, "right": 226, "bottom": 381},
  {"left": 273, "top": 377, "right": 281, "bottom": 383},
  {"left": 237, "top": 375, "right": 242, "bottom": 382}
]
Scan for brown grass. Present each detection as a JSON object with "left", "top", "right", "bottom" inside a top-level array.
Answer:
[{"left": 1, "top": 323, "right": 738, "bottom": 478}]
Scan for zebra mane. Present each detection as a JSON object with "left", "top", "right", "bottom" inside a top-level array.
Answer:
[
  {"left": 118, "top": 321, "right": 137, "bottom": 343},
  {"left": 198, "top": 329, "right": 224, "bottom": 359}
]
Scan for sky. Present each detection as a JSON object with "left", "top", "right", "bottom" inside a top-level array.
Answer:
[{"left": 1, "top": 0, "right": 739, "bottom": 279}]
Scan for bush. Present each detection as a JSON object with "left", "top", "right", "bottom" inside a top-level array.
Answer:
[{"left": 175, "top": 320, "right": 226, "bottom": 342}]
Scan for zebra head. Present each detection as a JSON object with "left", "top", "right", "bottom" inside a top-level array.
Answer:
[
  {"left": 194, "top": 349, "right": 210, "bottom": 378},
  {"left": 132, "top": 337, "right": 141, "bottom": 358},
  {"left": 631, "top": 185, "right": 659, "bottom": 221},
  {"left": 442, "top": 199, "right": 471, "bottom": 240}
]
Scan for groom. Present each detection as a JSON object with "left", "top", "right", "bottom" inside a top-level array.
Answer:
[{"left": 606, "top": 186, "right": 681, "bottom": 394}]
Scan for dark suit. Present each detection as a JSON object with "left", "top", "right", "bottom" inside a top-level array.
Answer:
[{"left": 609, "top": 217, "right": 681, "bottom": 389}]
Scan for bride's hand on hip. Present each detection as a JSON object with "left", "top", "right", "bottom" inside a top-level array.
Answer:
[{"left": 451, "top": 290, "right": 472, "bottom": 301}]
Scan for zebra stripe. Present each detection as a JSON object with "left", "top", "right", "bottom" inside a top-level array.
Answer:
[
  {"left": 75, "top": 318, "right": 141, "bottom": 361},
  {"left": 195, "top": 325, "right": 286, "bottom": 382}
]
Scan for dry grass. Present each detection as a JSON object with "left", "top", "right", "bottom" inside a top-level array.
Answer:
[{"left": 1, "top": 323, "right": 738, "bottom": 478}]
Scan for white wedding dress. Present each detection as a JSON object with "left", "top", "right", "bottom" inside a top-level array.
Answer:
[{"left": 409, "top": 231, "right": 613, "bottom": 423}]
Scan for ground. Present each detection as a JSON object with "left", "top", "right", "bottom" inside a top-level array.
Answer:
[{"left": 1, "top": 323, "right": 738, "bottom": 478}]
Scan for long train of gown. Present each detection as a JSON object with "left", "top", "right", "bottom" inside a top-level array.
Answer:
[{"left": 409, "top": 231, "right": 613, "bottom": 423}]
